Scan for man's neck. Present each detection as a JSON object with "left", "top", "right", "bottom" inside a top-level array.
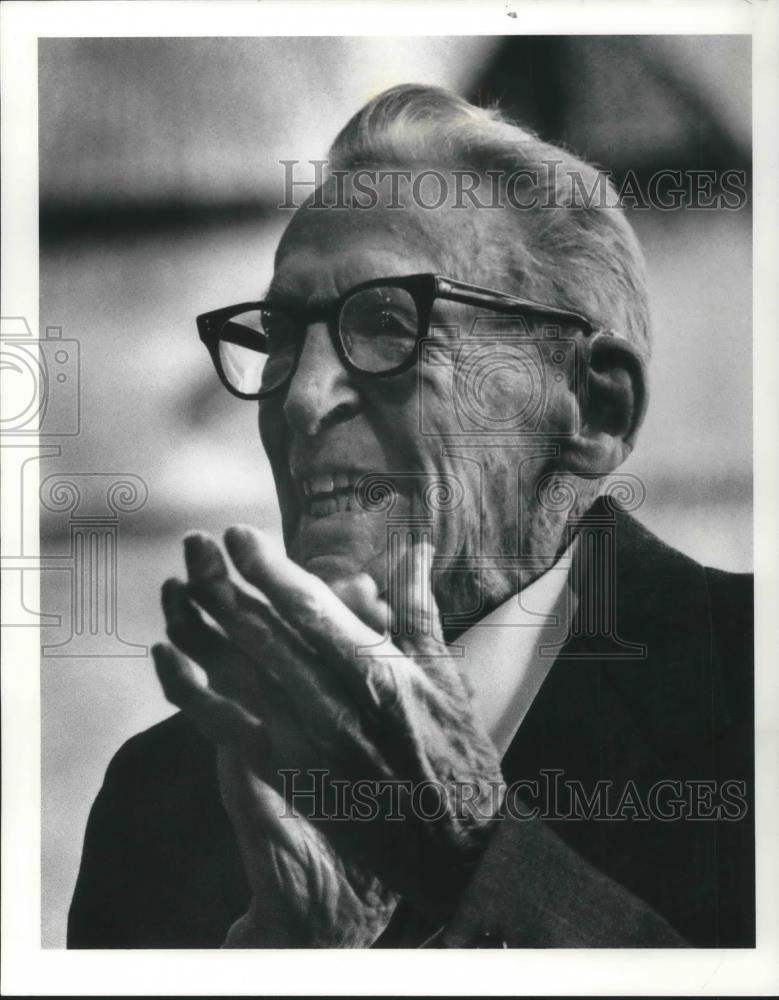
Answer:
[{"left": 439, "top": 529, "right": 573, "bottom": 644}]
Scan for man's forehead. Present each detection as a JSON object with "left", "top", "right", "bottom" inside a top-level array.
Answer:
[
  {"left": 274, "top": 175, "right": 508, "bottom": 283},
  {"left": 277, "top": 193, "right": 445, "bottom": 261},
  {"left": 273, "top": 217, "right": 430, "bottom": 303}
]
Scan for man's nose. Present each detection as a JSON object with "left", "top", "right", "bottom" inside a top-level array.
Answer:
[{"left": 282, "top": 322, "right": 360, "bottom": 436}]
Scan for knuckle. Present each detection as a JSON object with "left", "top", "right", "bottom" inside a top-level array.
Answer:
[
  {"left": 366, "top": 661, "right": 405, "bottom": 714},
  {"left": 298, "top": 587, "right": 325, "bottom": 627},
  {"left": 329, "top": 578, "right": 353, "bottom": 603},
  {"left": 161, "top": 670, "right": 192, "bottom": 706}
]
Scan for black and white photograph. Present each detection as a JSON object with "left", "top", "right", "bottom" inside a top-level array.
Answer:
[{"left": 2, "top": 1, "right": 778, "bottom": 995}]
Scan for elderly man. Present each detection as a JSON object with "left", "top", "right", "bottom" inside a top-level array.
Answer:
[{"left": 68, "top": 85, "right": 753, "bottom": 949}]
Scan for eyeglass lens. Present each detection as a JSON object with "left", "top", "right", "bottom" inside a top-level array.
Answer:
[{"left": 216, "top": 285, "right": 420, "bottom": 395}]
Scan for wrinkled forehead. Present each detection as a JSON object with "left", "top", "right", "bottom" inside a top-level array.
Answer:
[{"left": 274, "top": 172, "right": 511, "bottom": 286}]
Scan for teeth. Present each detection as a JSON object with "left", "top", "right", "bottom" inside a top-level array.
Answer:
[
  {"left": 311, "top": 474, "right": 335, "bottom": 495},
  {"left": 310, "top": 497, "right": 338, "bottom": 517},
  {"left": 299, "top": 470, "right": 360, "bottom": 517},
  {"left": 301, "top": 470, "right": 361, "bottom": 497},
  {"left": 335, "top": 492, "right": 352, "bottom": 513},
  {"left": 307, "top": 492, "right": 353, "bottom": 517}
]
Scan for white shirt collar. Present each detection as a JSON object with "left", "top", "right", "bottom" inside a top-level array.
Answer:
[{"left": 457, "top": 541, "right": 578, "bottom": 756}]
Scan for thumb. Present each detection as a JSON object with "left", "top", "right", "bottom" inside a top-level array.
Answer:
[
  {"left": 387, "top": 533, "right": 447, "bottom": 658},
  {"left": 216, "top": 747, "right": 279, "bottom": 831},
  {"left": 329, "top": 573, "right": 390, "bottom": 635},
  {"left": 216, "top": 748, "right": 301, "bottom": 857}
]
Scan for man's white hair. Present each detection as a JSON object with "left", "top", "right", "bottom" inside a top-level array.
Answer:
[{"left": 329, "top": 83, "right": 652, "bottom": 360}]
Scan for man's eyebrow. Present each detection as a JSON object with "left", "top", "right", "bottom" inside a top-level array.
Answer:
[
  {"left": 262, "top": 290, "right": 297, "bottom": 312},
  {"left": 264, "top": 282, "right": 339, "bottom": 312}
]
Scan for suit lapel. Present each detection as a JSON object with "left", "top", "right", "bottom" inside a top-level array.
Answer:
[
  {"left": 499, "top": 501, "right": 736, "bottom": 942},
  {"left": 503, "top": 500, "right": 730, "bottom": 789}
]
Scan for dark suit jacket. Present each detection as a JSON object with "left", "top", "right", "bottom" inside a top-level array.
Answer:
[{"left": 68, "top": 504, "right": 754, "bottom": 948}]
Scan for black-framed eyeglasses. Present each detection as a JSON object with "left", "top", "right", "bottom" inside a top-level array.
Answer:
[{"left": 196, "top": 273, "right": 600, "bottom": 401}]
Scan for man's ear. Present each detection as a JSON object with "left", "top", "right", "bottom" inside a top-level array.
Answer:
[{"left": 560, "top": 332, "right": 648, "bottom": 475}]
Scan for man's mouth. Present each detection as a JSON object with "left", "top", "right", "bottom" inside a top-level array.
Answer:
[{"left": 299, "top": 469, "right": 364, "bottom": 518}]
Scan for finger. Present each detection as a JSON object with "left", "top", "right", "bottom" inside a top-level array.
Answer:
[
  {"left": 225, "top": 526, "right": 399, "bottom": 713},
  {"left": 184, "top": 531, "right": 273, "bottom": 630},
  {"left": 224, "top": 525, "right": 381, "bottom": 660},
  {"left": 162, "top": 578, "right": 257, "bottom": 696},
  {"left": 183, "top": 529, "right": 236, "bottom": 607},
  {"left": 184, "top": 532, "right": 318, "bottom": 658},
  {"left": 329, "top": 574, "right": 390, "bottom": 635},
  {"left": 152, "top": 642, "right": 267, "bottom": 757},
  {"left": 183, "top": 532, "right": 306, "bottom": 665},
  {"left": 183, "top": 533, "right": 358, "bottom": 726}
]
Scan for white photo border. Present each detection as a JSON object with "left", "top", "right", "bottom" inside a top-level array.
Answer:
[{"left": 2, "top": 0, "right": 777, "bottom": 994}]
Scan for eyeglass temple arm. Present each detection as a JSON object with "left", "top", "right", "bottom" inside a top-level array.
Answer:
[
  {"left": 433, "top": 275, "right": 596, "bottom": 334},
  {"left": 197, "top": 303, "right": 266, "bottom": 343}
]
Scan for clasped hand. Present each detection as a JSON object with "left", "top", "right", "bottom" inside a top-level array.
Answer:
[{"left": 153, "top": 526, "right": 504, "bottom": 947}]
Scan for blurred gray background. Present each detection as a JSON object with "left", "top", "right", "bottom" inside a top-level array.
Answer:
[{"left": 39, "top": 36, "right": 751, "bottom": 947}]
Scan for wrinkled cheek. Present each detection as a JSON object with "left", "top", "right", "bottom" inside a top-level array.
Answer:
[
  {"left": 410, "top": 366, "right": 545, "bottom": 563},
  {"left": 258, "top": 400, "right": 283, "bottom": 466},
  {"left": 389, "top": 375, "right": 473, "bottom": 560},
  {"left": 258, "top": 402, "right": 296, "bottom": 539}
]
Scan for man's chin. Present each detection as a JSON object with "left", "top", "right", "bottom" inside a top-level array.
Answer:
[{"left": 291, "top": 510, "right": 386, "bottom": 585}]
